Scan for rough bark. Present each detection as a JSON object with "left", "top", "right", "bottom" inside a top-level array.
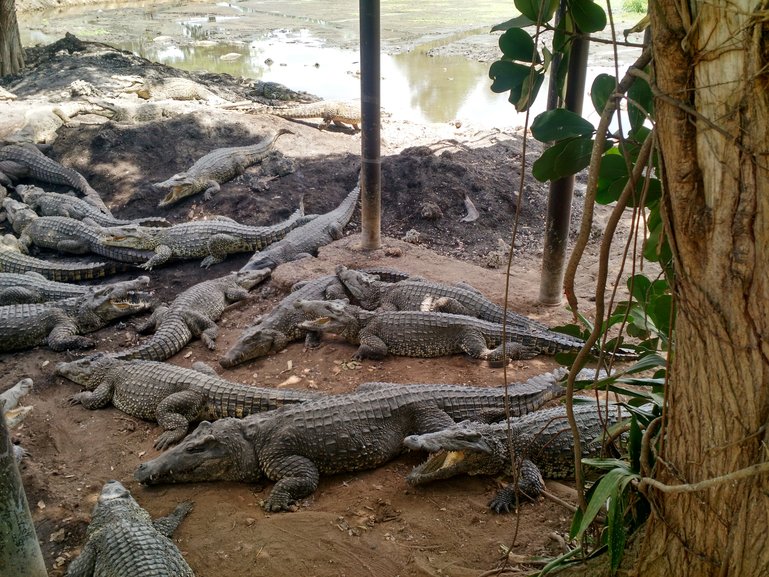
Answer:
[
  {"left": 0, "top": 410, "right": 47, "bottom": 577},
  {"left": 635, "top": 1, "right": 769, "bottom": 576},
  {"left": 0, "top": 0, "right": 24, "bottom": 76}
]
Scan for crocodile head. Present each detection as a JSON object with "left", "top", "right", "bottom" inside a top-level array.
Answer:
[
  {"left": 0, "top": 234, "right": 24, "bottom": 252},
  {"left": 335, "top": 265, "right": 381, "bottom": 306},
  {"left": 232, "top": 268, "right": 271, "bottom": 291},
  {"left": 100, "top": 225, "right": 158, "bottom": 250},
  {"left": 404, "top": 422, "right": 506, "bottom": 485},
  {"left": 91, "top": 480, "right": 148, "bottom": 524},
  {"left": 154, "top": 174, "right": 196, "bottom": 207},
  {"left": 76, "top": 276, "right": 153, "bottom": 326},
  {"left": 3, "top": 198, "right": 38, "bottom": 234},
  {"left": 135, "top": 418, "right": 261, "bottom": 484},
  {"left": 295, "top": 298, "right": 358, "bottom": 333},
  {"left": 219, "top": 323, "right": 288, "bottom": 368},
  {"left": 55, "top": 353, "right": 121, "bottom": 390}
]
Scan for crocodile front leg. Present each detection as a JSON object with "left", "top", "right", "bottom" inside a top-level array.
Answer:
[
  {"left": 200, "top": 233, "right": 242, "bottom": 268},
  {"left": 202, "top": 180, "right": 221, "bottom": 201},
  {"left": 154, "top": 390, "right": 207, "bottom": 449},
  {"left": 353, "top": 333, "right": 389, "bottom": 360},
  {"left": 140, "top": 245, "right": 173, "bottom": 270},
  {"left": 427, "top": 296, "right": 472, "bottom": 315},
  {"left": 262, "top": 455, "right": 320, "bottom": 512},
  {"left": 48, "top": 317, "right": 94, "bottom": 350},
  {"left": 65, "top": 540, "right": 97, "bottom": 577},
  {"left": 153, "top": 501, "right": 193, "bottom": 536},
  {"left": 68, "top": 378, "right": 117, "bottom": 410},
  {"left": 489, "top": 459, "right": 545, "bottom": 513}
]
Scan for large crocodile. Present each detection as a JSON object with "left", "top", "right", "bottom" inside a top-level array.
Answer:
[
  {"left": 0, "top": 142, "right": 111, "bottom": 215},
  {"left": 57, "top": 355, "right": 322, "bottom": 449},
  {"left": 110, "top": 269, "right": 270, "bottom": 362},
  {"left": 0, "top": 234, "right": 131, "bottom": 282},
  {"left": 269, "top": 101, "right": 361, "bottom": 131},
  {"left": 336, "top": 265, "right": 554, "bottom": 334},
  {"left": 65, "top": 480, "right": 194, "bottom": 577},
  {"left": 134, "top": 369, "right": 573, "bottom": 511},
  {"left": 219, "top": 268, "right": 410, "bottom": 369},
  {"left": 404, "top": 403, "right": 628, "bottom": 513},
  {"left": 129, "top": 75, "right": 227, "bottom": 103},
  {"left": 17, "top": 185, "right": 169, "bottom": 227},
  {"left": 0, "top": 276, "right": 151, "bottom": 352},
  {"left": 240, "top": 182, "right": 360, "bottom": 271},
  {"left": 297, "top": 300, "right": 586, "bottom": 363},
  {"left": 101, "top": 205, "right": 312, "bottom": 269},
  {"left": 5, "top": 199, "right": 155, "bottom": 264},
  {"left": 153, "top": 129, "right": 291, "bottom": 207}
]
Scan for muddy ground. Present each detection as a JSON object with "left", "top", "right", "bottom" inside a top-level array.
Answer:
[{"left": 0, "top": 37, "right": 627, "bottom": 577}]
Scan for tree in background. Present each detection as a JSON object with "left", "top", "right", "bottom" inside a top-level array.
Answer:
[{"left": 0, "top": 0, "right": 24, "bottom": 76}]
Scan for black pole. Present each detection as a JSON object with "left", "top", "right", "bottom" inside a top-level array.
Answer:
[
  {"left": 539, "top": 33, "right": 591, "bottom": 305},
  {"left": 359, "top": 0, "right": 381, "bottom": 249}
]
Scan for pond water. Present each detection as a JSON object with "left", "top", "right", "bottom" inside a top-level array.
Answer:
[{"left": 19, "top": 0, "right": 642, "bottom": 127}]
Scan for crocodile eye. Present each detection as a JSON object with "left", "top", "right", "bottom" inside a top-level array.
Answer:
[{"left": 185, "top": 443, "right": 205, "bottom": 454}]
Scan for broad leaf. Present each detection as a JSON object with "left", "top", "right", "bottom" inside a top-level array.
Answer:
[
  {"left": 532, "top": 136, "right": 611, "bottom": 182},
  {"left": 531, "top": 109, "right": 595, "bottom": 142},
  {"left": 515, "top": 0, "right": 560, "bottom": 22},
  {"left": 571, "top": 468, "right": 629, "bottom": 540},
  {"left": 591, "top": 73, "right": 616, "bottom": 114},
  {"left": 596, "top": 153, "right": 628, "bottom": 204},
  {"left": 489, "top": 60, "right": 530, "bottom": 94},
  {"left": 491, "top": 14, "right": 537, "bottom": 32},
  {"left": 568, "top": 0, "right": 608, "bottom": 33},
  {"left": 627, "top": 74, "right": 654, "bottom": 132},
  {"left": 515, "top": 69, "right": 545, "bottom": 110},
  {"left": 608, "top": 484, "right": 628, "bottom": 573},
  {"left": 499, "top": 28, "right": 538, "bottom": 62}
]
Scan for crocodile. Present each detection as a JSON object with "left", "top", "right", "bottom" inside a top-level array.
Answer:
[
  {"left": 58, "top": 355, "right": 322, "bottom": 449},
  {"left": 269, "top": 101, "right": 361, "bottom": 131},
  {"left": 0, "top": 234, "right": 132, "bottom": 282},
  {"left": 109, "top": 269, "right": 270, "bottom": 362},
  {"left": 240, "top": 182, "right": 360, "bottom": 272},
  {"left": 219, "top": 268, "right": 410, "bottom": 369},
  {"left": 153, "top": 129, "right": 291, "bottom": 207},
  {"left": 1, "top": 378, "right": 34, "bottom": 463},
  {"left": 134, "top": 369, "right": 574, "bottom": 511},
  {"left": 0, "top": 276, "right": 151, "bottom": 352},
  {"left": 296, "top": 300, "right": 586, "bottom": 363},
  {"left": 17, "top": 185, "right": 169, "bottom": 227},
  {"left": 129, "top": 76, "right": 228, "bottom": 103},
  {"left": 65, "top": 480, "right": 194, "bottom": 577},
  {"left": 404, "top": 403, "right": 628, "bottom": 513},
  {"left": 4, "top": 199, "right": 156, "bottom": 264},
  {"left": 101, "top": 205, "right": 312, "bottom": 269},
  {"left": 0, "top": 142, "right": 111, "bottom": 215},
  {"left": 336, "top": 265, "right": 554, "bottom": 334}
]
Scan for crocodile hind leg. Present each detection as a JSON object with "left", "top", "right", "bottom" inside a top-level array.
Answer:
[
  {"left": 65, "top": 541, "right": 97, "bottom": 577},
  {"left": 136, "top": 305, "right": 168, "bottom": 334},
  {"left": 154, "top": 390, "right": 207, "bottom": 449},
  {"left": 153, "top": 501, "right": 194, "bottom": 536},
  {"left": 262, "top": 455, "right": 320, "bottom": 512},
  {"left": 181, "top": 310, "right": 218, "bottom": 349},
  {"left": 488, "top": 459, "right": 545, "bottom": 513},
  {"left": 0, "top": 286, "right": 44, "bottom": 304}
]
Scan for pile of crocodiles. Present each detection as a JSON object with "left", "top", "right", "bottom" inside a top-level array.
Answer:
[{"left": 0, "top": 76, "right": 635, "bottom": 576}]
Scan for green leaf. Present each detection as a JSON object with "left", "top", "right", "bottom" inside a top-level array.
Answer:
[
  {"left": 499, "top": 28, "right": 538, "bottom": 62},
  {"left": 623, "top": 353, "right": 667, "bottom": 374},
  {"left": 532, "top": 136, "right": 612, "bottom": 182},
  {"left": 627, "top": 74, "right": 654, "bottom": 132},
  {"left": 568, "top": 0, "right": 608, "bottom": 33},
  {"left": 591, "top": 73, "right": 616, "bottom": 115},
  {"left": 596, "top": 153, "right": 629, "bottom": 204},
  {"left": 491, "top": 14, "right": 537, "bottom": 32},
  {"left": 515, "top": 0, "right": 543, "bottom": 21},
  {"left": 531, "top": 109, "right": 596, "bottom": 142},
  {"left": 628, "top": 416, "right": 642, "bottom": 473},
  {"left": 608, "top": 485, "right": 627, "bottom": 574},
  {"left": 582, "top": 458, "right": 632, "bottom": 471},
  {"left": 572, "top": 468, "right": 627, "bottom": 540},
  {"left": 489, "top": 60, "right": 530, "bottom": 94},
  {"left": 628, "top": 274, "right": 652, "bottom": 307},
  {"left": 515, "top": 69, "right": 545, "bottom": 111}
]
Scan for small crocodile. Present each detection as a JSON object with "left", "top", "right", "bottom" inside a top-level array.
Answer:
[
  {"left": 110, "top": 269, "right": 270, "bottom": 362},
  {"left": 17, "top": 185, "right": 169, "bottom": 227},
  {"left": 0, "top": 234, "right": 131, "bottom": 282},
  {"left": 129, "top": 76, "right": 227, "bottom": 103},
  {"left": 336, "top": 265, "right": 554, "bottom": 334},
  {"left": 65, "top": 480, "right": 194, "bottom": 577},
  {"left": 0, "top": 276, "right": 151, "bottom": 352},
  {"left": 153, "top": 129, "right": 291, "bottom": 207},
  {"left": 297, "top": 300, "right": 586, "bottom": 363},
  {"left": 219, "top": 268, "right": 410, "bottom": 369},
  {"left": 404, "top": 403, "right": 628, "bottom": 513},
  {"left": 58, "top": 355, "right": 322, "bottom": 449},
  {"left": 0, "top": 142, "right": 111, "bottom": 215},
  {"left": 269, "top": 101, "right": 361, "bottom": 131},
  {"left": 134, "top": 370, "right": 572, "bottom": 511},
  {"left": 240, "top": 182, "right": 359, "bottom": 272},
  {"left": 101, "top": 205, "right": 312, "bottom": 269},
  {"left": 4, "top": 199, "right": 155, "bottom": 264}
]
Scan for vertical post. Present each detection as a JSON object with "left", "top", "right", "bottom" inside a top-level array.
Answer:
[
  {"left": 538, "top": 34, "right": 591, "bottom": 305},
  {"left": 359, "top": 0, "right": 381, "bottom": 249},
  {"left": 0, "top": 410, "right": 47, "bottom": 577}
]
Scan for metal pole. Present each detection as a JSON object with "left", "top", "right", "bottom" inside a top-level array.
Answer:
[
  {"left": 359, "top": 0, "right": 381, "bottom": 249},
  {"left": 0, "top": 410, "right": 48, "bottom": 577},
  {"left": 538, "top": 33, "right": 591, "bottom": 305}
]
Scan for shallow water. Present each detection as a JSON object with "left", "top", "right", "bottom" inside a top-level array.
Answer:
[{"left": 19, "top": 0, "right": 641, "bottom": 126}]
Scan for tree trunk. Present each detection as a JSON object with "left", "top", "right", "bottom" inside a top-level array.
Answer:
[
  {"left": 635, "top": 1, "right": 769, "bottom": 576},
  {"left": 0, "top": 410, "right": 48, "bottom": 577},
  {"left": 0, "top": 0, "right": 24, "bottom": 76}
]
